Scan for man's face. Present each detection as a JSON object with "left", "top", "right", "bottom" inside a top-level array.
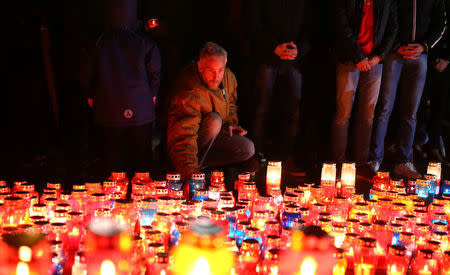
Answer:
[{"left": 197, "top": 55, "right": 227, "bottom": 90}]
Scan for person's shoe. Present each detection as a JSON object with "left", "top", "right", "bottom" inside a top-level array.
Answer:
[
  {"left": 283, "top": 157, "right": 306, "bottom": 177},
  {"left": 256, "top": 152, "right": 267, "bottom": 164},
  {"left": 367, "top": 160, "right": 380, "bottom": 174},
  {"left": 394, "top": 162, "right": 422, "bottom": 179}
]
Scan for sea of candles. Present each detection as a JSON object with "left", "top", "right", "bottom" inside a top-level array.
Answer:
[{"left": 0, "top": 162, "right": 449, "bottom": 274}]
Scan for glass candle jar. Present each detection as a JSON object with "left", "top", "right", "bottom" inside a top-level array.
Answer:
[
  {"left": 235, "top": 221, "right": 251, "bottom": 248},
  {"left": 373, "top": 171, "right": 391, "bottom": 191},
  {"left": 386, "top": 245, "right": 408, "bottom": 275},
  {"left": 416, "top": 179, "right": 431, "bottom": 200},
  {"left": 266, "top": 161, "right": 282, "bottom": 192},
  {"left": 440, "top": 251, "right": 450, "bottom": 274},
  {"left": 341, "top": 162, "right": 356, "bottom": 188},
  {"left": 427, "top": 162, "right": 441, "bottom": 186},
  {"left": 411, "top": 249, "right": 438, "bottom": 275},
  {"left": 354, "top": 238, "right": 378, "bottom": 275},
  {"left": 281, "top": 203, "right": 301, "bottom": 229},
  {"left": 166, "top": 172, "right": 182, "bottom": 192},
  {"left": 139, "top": 197, "right": 157, "bottom": 227},
  {"left": 331, "top": 196, "right": 350, "bottom": 225},
  {"left": 321, "top": 163, "right": 336, "bottom": 183},
  {"left": 389, "top": 223, "right": 403, "bottom": 246}
]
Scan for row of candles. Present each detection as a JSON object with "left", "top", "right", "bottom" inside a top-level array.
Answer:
[{"left": 0, "top": 161, "right": 449, "bottom": 274}]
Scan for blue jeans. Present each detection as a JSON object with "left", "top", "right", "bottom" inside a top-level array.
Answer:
[
  {"left": 371, "top": 53, "right": 428, "bottom": 163},
  {"left": 332, "top": 62, "right": 383, "bottom": 164}
]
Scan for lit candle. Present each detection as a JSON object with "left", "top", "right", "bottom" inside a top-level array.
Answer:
[
  {"left": 299, "top": 257, "right": 317, "bottom": 275},
  {"left": 354, "top": 263, "right": 374, "bottom": 275},
  {"left": 321, "top": 163, "right": 336, "bottom": 183},
  {"left": 266, "top": 162, "right": 282, "bottom": 193},
  {"left": 386, "top": 264, "right": 404, "bottom": 275},
  {"left": 341, "top": 163, "right": 356, "bottom": 188},
  {"left": 100, "top": 260, "right": 116, "bottom": 275},
  {"left": 418, "top": 265, "right": 431, "bottom": 275}
]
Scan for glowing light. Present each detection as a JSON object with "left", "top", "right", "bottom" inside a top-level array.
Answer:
[
  {"left": 70, "top": 227, "right": 79, "bottom": 235},
  {"left": 190, "top": 258, "right": 210, "bottom": 275},
  {"left": 19, "top": 246, "right": 32, "bottom": 262},
  {"left": 270, "top": 266, "right": 279, "bottom": 275},
  {"left": 161, "top": 271, "right": 166, "bottom": 275},
  {"left": 334, "top": 234, "right": 345, "bottom": 248},
  {"left": 298, "top": 257, "right": 317, "bottom": 275},
  {"left": 100, "top": 260, "right": 116, "bottom": 275},
  {"left": 16, "top": 262, "right": 30, "bottom": 275}
]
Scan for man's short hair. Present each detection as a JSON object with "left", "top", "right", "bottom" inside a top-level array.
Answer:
[{"left": 199, "top": 42, "right": 227, "bottom": 60}]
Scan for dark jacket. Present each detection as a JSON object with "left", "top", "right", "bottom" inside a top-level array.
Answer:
[
  {"left": 396, "top": 0, "right": 447, "bottom": 52},
  {"left": 430, "top": 0, "right": 450, "bottom": 59},
  {"left": 334, "top": 0, "right": 398, "bottom": 64},
  {"left": 246, "top": 0, "right": 310, "bottom": 65},
  {"left": 80, "top": 0, "right": 161, "bottom": 127}
]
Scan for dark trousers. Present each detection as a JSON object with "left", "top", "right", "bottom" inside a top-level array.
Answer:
[
  {"left": 251, "top": 62, "right": 302, "bottom": 160},
  {"left": 428, "top": 64, "right": 450, "bottom": 149},
  {"left": 198, "top": 112, "right": 255, "bottom": 169},
  {"left": 98, "top": 123, "right": 153, "bottom": 175}
]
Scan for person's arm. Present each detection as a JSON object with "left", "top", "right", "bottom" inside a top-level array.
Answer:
[
  {"left": 371, "top": 0, "right": 398, "bottom": 61},
  {"left": 146, "top": 40, "right": 162, "bottom": 100},
  {"left": 420, "top": 0, "right": 447, "bottom": 51},
  {"left": 167, "top": 92, "right": 202, "bottom": 182},
  {"left": 334, "top": 0, "right": 367, "bottom": 64}
]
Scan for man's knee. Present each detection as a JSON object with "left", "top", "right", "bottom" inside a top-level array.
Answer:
[
  {"left": 201, "top": 112, "right": 222, "bottom": 136},
  {"left": 239, "top": 138, "right": 255, "bottom": 162}
]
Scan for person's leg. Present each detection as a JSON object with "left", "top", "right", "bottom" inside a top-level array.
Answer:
[
  {"left": 354, "top": 63, "right": 383, "bottom": 164},
  {"left": 197, "top": 112, "right": 222, "bottom": 168},
  {"left": 277, "top": 62, "right": 302, "bottom": 160},
  {"left": 251, "top": 64, "right": 278, "bottom": 154},
  {"left": 370, "top": 53, "right": 403, "bottom": 163},
  {"left": 332, "top": 62, "right": 359, "bottom": 164},
  {"left": 202, "top": 127, "right": 255, "bottom": 168},
  {"left": 129, "top": 122, "right": 153, "bottom": 172},
  {"left": 396, "top": 54, "right": 428, "bottom": 163},
  {"left": 429, "top": 66, "right": 450, "bottom": 150},
  {"left": 98, "top": 125, "right": 126, "bottom": 176}
]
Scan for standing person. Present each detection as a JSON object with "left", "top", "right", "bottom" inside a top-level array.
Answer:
[
  {"left": 332, "top": 0, "right": 398, "bottom": 169},
  {"left": 167, "top": 42, "right": 255, "bottom": 190},
  {"left": 247, "top": 0, "right": 310, "bottom": 172},
  {"left": 370, "top": 0, "right": 447, "bottom": 178},
  {"left": 80, "top": 0, "right": 161, "bottom": 176},
  {"left": 426, "top": 0, "right": 450, "bottom": 163}
]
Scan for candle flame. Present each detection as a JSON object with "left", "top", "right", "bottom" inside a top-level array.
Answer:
[
  {"left": 390, "top": 265, "right": 397, "bottom": 273},
  {"left": 190, "top": 258, "right": 210, "bottom": 275},
  {"left": 19, "top": 246, "right": 32, "bottom": 262},
  {"left": 270, "top": 266, "right": 279, "bottom": 275},
  {"left": 298, "top": 257, "right": 317, "bottom": 275},
  {"left": 16, "top": 262, "right": 29, "bottom": 275},
  {"left": 424, "top": 265, "right": 429, "bottom": 272},
  {"left": 100, "top": 260, "right": 116, "bottom": 275},
  {"left": 10, "top": 216, "right": 14, "bottom": 225},
  {"left": 160, "top": 271, "right": 166, "bottom": 275}
]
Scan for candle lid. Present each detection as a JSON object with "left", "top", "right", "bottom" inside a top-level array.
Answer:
[
  {"left": 389, "top": 245, "right": 406, "bottom": 257},
  {"left": 358, "top": 237, "right": 376, "bottom": 248},
  {"left": 418, "top": 249, "right": 434, "bottom": 259},
  {"left": 156, "top": 252, "right": 169, "bottom": 264}
]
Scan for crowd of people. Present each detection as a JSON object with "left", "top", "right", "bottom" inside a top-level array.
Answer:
[{"left": 2, "top": 0, "right": 450, "bottom": 188}]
